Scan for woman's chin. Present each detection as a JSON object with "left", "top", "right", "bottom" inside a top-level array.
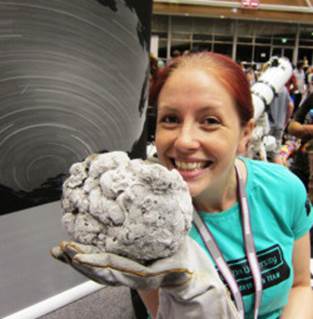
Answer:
[{"left": 186, "top": 183, "right": 202, "bottom": 198}]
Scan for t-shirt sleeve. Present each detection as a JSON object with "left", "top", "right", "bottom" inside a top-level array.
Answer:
[{"left": 290, "top": 174, "right": 313, "bottom": 239}]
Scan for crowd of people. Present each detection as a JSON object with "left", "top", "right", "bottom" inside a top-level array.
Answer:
[{"left": 243, "top": 57, "right": 313, "bottom": 202}]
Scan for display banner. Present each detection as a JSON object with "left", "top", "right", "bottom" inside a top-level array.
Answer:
[{"left": 0, "top": 0, "right": 152, "bottom": 214}]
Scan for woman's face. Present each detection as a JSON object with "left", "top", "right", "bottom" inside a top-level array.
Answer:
[{"left": 155, "top": 67, "right": 252, "bottom": 197}]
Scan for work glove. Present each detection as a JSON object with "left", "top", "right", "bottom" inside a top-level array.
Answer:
[{"left": 51, "top": 236, "right": 239, "bottom": 319}]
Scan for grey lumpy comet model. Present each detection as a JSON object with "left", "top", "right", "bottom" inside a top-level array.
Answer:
[{"left": 62, "top": 151, "right": 193, "bottom": 263}]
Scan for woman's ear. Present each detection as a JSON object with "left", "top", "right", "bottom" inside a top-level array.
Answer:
[{"left": 238, "top": 119, "right": 255, "bottom": 156}]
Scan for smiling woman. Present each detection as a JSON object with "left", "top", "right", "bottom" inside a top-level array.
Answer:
[{"left": 137, "top": 52, "right": 313, "bottom": 319}]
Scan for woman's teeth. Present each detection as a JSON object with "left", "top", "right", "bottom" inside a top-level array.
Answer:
[{"left": 175, "top": 160, "right": 208, "bottom": 170}]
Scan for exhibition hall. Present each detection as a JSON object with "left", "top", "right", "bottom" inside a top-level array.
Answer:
[{"left": 1, "top": 1, "right": 313, "bottom": 319}]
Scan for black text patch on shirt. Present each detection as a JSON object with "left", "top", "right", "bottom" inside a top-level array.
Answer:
[{"left": 220, "top": 244, "right": 290, "bottom": 296}]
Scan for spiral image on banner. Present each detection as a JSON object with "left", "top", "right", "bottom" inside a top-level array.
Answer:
[{"left": 0, "top": 0, "right": 151, "bottom": 214}]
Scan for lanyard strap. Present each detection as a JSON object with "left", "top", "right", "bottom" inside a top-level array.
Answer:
[
  {"left": 236, "top": 164, "right": 262, "bottom": 318},
  {"left": 193, "top": 163, "right": 262, "bottom": 319}
]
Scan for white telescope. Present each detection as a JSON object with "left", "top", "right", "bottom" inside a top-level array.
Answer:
[{"left": 251, "top": 57, "right": 293, "bottom": 120}]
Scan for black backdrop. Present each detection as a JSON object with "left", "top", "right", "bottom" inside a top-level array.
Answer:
[{"left": 0, "top": 0, "right": 152, "bottom": 214}]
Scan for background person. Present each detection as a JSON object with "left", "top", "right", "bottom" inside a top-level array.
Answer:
[
  {"left": 288, "top": 92, "right": 313, "bottom": 194},
  {"left": 293, "top": 60, "right": 306, "bottom": 113},
  {"left": 267, "top": 85, "right": 294, "bottom": 164}
]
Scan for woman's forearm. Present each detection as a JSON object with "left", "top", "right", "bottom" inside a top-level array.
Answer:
[
  {"left": 288, "top": 121, "right": 313, "bottom": 138},
  {"left": 280, "top": 286, "right": 313, "bottom": 319},
  {"left": 137, "top": 289, "right": 159, "bottom": 319}
]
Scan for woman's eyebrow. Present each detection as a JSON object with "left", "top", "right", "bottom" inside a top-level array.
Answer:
[
  {"left": 199, "top": 105, "right": 221, "bottom": 111},
  {"left": 194, "top": 105, "right": 222, "bottom": 114},
  {"left": 159, "top": 104, "right": 221, "bottom": 111},
  {"left": 157, "top": 106, "right": 178, "bottom": 113}
]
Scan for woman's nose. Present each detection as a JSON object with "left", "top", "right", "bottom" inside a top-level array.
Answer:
[{"left": 174, "top": 124, "right": 200, "bottom": 151}]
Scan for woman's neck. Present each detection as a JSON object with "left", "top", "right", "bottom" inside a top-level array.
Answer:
[{"left": 193, "top": 159, "right": 246, "bottom": 213}]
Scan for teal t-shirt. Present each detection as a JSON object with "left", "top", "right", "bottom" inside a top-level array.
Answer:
[{"left": 189, "top": 157, "right": 313, "bottom": 319}]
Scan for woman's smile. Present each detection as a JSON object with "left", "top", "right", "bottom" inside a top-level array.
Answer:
[{"left": 170, "top": 158, "right": 214, "bottom": 181}]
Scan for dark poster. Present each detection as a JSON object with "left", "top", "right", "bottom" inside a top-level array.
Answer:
[{"left": 0, "top": 0, "right": 152, "bottom": 214}]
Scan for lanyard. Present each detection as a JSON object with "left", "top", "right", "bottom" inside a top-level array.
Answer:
[{"left": 193, "top": 163, "right": 262, "bottom": 319}]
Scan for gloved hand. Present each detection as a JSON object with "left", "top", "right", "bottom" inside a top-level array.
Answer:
[
  {"left": 51, "top": 237, "right": 193, "bottom": 289},
  {"left": 51, "top": 237, "right": 239, "bottom": 318}
]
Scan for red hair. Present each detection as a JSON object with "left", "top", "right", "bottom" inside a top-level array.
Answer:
[{"left": 149, "top": 52, "right": 253, "bottom": 126}]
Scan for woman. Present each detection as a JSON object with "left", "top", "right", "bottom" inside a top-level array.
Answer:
[
  {"left": 52, "top": 52, "right": 313, "bottom": 318},
  {"left": 139, "top": 52, "right": 313, "bottom": 318}
]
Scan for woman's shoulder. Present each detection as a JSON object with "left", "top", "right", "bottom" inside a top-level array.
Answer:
[{"left": 242, "top": 157, "right": 306, "bottom": 193}]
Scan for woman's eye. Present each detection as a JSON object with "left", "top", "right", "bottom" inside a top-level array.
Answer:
[
  {"left": 160, "top": 115, "right": 179, "bottom": 124},
  {"left": 203, "top": 117, "right": 220, "bottom": 125}
]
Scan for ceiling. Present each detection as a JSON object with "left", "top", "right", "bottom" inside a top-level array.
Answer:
[{"left": 153, "top": 0, "right": 313, "bottom": 24}]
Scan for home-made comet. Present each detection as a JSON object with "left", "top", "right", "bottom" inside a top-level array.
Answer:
[{"left": 61, "top": 151, "right": 193, "bottom": 264}]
